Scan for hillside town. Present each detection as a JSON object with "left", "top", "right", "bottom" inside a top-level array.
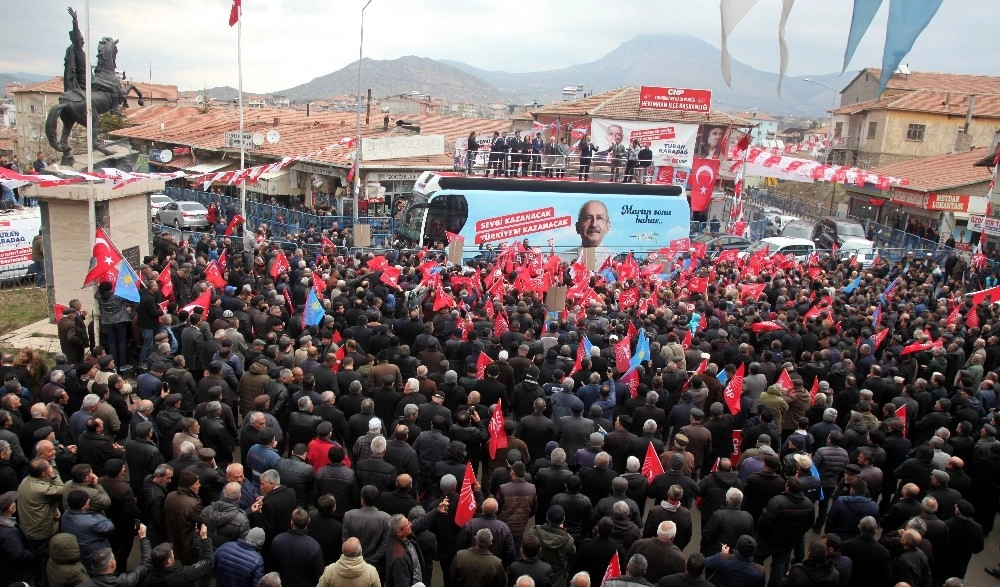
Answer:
[{"left": 1, "top": 3, "right": 1000, "bottom": 587}]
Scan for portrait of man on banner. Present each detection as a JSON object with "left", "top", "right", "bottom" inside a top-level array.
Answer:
[{"left": 696, "top": 124, "right": 728, "bottom": 159}]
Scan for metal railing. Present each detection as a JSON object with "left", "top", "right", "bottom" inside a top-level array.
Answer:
[
  {"left": 458, "top": 151, "right": 650, "bottom": 183},
  {"left": 744, "top": 187, "right": 839, "bottom": 222},
  {"left": 165, "top": 188, "right": 397, "bottom": 248}
]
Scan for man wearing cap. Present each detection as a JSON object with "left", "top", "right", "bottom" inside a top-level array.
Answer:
[
  {"left": 0, "top": 488, "right": 38, "bottom": 583},
  {"left": 659, "top": 434, "right": 696, "bottom": 479},
  {"left": 418, "top": 390, "right": 452, "bottom": 433},
  {"left": 524, "top": 505, "right": 576, "bottom": 587},
  {"left": 246, "top": 428, "right": 280, "bottom": 488}
]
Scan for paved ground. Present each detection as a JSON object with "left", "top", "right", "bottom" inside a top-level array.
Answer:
[{"left": 0, "top": 317, "right": 62, "bottom": 354}]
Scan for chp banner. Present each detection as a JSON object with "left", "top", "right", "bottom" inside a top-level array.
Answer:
[
  {"left": 592, "top": 118, "right": 699, "bottom": 169},
  {"left": 0, "top": 209, "right": 41, "bottom": 279}
]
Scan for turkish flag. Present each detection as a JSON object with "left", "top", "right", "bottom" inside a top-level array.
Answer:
[
  {"left": 332, "top": 342, "right": 345, "bottom": 372},
  {"left": 487, "top": 399, "right": 508, "bottom": 459},
  {"left": 224, "top": 214, "right": 244, "bottom": 236},
  {"left": 614, "top": 335, "right": 632, "bottom": 373},
  {"left": 724, "top": 363, "right": 745, "bottom": 415},
  {"left": 642, "top": 441, "right": 664, "bottom": 483},
  {"left": 204, "top": 261, "right": 227, "bottom": 289},
  {"left": 157, "top": 268, "right": 174, "bottom": 300},
  {"left": 182, "top": 287, "right": 213, "bottom": 314},
  {"left": 895, "top": 404, "right": 908, "bottom": 438},
  {"left": 269, "top": 250, "right": 290, "bottom": 279},
  {"left": 454, "top": 461, "right": 477, "bottom": 527},
  {"left": 777, "top": 369, "right": 794, "bottom": 394},
  {"left": 602, "top": 551, "right": 622, "bottom": 585},
  {"left": 445, "top": 231, "right": 465, "bottom": 244},
  {"left": 690, "top": 158, "right": 719, "bottom": 212},
  {"left": 83, "top": 227, "right": 124, "bottom": 287}
]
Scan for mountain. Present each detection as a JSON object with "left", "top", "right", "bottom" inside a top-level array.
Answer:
[
  {"left": 0, "top": 72, "right": 52, "bottom": 93},
  {"left": 277, "top": 56, "right": 506, "bottom": 104},
  {"left": 442, "top": 33, "right": 854, "bottom": 116}
]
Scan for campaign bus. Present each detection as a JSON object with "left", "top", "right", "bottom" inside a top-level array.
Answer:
[{"left": 401, "top": 172, "right": 690, "bottom": 261}]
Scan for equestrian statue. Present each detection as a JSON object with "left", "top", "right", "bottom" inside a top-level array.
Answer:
[{"left": 45, "top": 7, "right": 144, "bottom": 165}]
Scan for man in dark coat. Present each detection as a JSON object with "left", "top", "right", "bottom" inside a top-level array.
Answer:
[
  {"left": 163, "top": 469, "right": 204, "bottom": 566},
  {"left": 841, "top": 515, "right": 891, "bottom": 587},
  {"left": 752, "top": 476, "right": 815, "bottom": 585},
  {"left": 248, "top": 468, "right": 297, "bottom": 555},
  {"left": 385, "top": 505, "right": 445, "bottom": 587},
  {"left": 125, "top": 422, "right": 164, "bottom": 497},
  {"left": 76, "top": 418, "right": 125, "bottom": 477},
  {"left": 626, "top": 519, "right": 687, "bottom": 582},
  {"left": 99, "top": 458, "right": 140, "bottom": 572}
]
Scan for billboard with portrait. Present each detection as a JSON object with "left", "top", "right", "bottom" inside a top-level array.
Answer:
[{"left": 591, "top": 118, "right": 699, "bottom": 169}]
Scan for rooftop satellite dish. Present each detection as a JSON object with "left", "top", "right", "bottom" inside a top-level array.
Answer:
[
  {"left": 252, "top": 132, "right": 265, "bottom": 146},
  {"left": 266, "top": 129, "right": 280, "bottom": 144}
]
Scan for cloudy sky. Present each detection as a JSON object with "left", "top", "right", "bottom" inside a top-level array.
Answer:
[{"left": 4, "top": 0, "right": 997, "bottom": 93}]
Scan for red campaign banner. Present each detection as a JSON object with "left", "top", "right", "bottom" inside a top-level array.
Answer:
[
  {"left": 0, "top": 247, "right": 31, "bottom": 264},
  {"left": 730, "top": 430, "right": 743, "bottom": 463},
  {"left": 630, "top": 126, "right": 679, "bottom": 141},
  {"left": 474, "top": 206, "right": 572, "bottom": 244},
  {"left": 639, "top": 85, "right": 712, "bottom": 113}
]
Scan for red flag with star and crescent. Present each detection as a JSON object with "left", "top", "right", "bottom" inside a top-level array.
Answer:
[
  {"left": 182, "top": 288, "right": 213, "bottom": 314},
  {"left": 724, "top": 363, "right": 745, "bottom": 415},
  {"left": 204, "top": 261, "right": 227, "bottom": 289},
  {"left": 642, "top": 441, "right": 664, "bottom": 483},
  {"left": 488, "top": 399, "right": 508, "bottom": 459},
  {"left": 83, "top": 227, "right": 124, "bottom": 287},
  {"left": 454, "top": 461, "right": 477, "bottom": 527}
]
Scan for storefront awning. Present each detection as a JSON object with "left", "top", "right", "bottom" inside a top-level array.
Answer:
[
  {"left": 257, "top": 169, "right": 288, "bottom": 181},
  {"left": 184, "top": 160, "right": 233, "bottom": 173}
]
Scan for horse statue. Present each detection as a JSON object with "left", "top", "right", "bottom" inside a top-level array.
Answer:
[{"left": 45, "top": 7, "right": 144, "bottom": 166}]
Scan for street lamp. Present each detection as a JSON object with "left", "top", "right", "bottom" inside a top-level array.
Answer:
[
  {"left": 803, "top": 78, "right": 839, "bottom": 164},
  {"left": 354, "top": 0, "right": 374, "bottom": 224},
  {"left": 805, "top": 78, "right": 841, "bottom": 213}
]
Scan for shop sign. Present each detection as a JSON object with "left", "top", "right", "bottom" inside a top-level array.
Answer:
[
  {"left": 369, "top": 172, "right": 421, "bottom": 182},
  {"left": 292, "top": 162, "right": 341, "bottom": 176},
  {"left": 889, "top": 188, "right": 927, "bottom": 209},
  {"left": 361, "top": 134, "right": 445, "bottom": 161},
  {"left": 224, "top": 131, "right": 257, "bottom": 150},
  {"left": 868, "top": 198, "right": 884, "bottom": 207},
  {"left": 927, "top": 193, "right": 970, "bottom": 212},
  {"left": 968, "top": 215, "right": 1000, "bottom": 237}
]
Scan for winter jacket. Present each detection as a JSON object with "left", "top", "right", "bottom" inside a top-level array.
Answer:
[
  {"left": 696, "top": 469, "right": 741, "bottom": 522},
  {"left": 512, "top": 379, "right": 545, "bottom": 420},
  {"left": 237, "top": 362, "right": 271, "bottom": 414},
  {"left": 780, "top": 558, "right": 840, "bottom": 587},
  {"left": 271, "top": 529, "right": 325, "bottom": 587},
  {"left": 813, "top": 445, "right": 850, "bottom": 488},
  {"left": 756, "top": 491, "right": 815, "bottom": 549},
  {"left": 47, "top": 532, "right": 90, "bottom": 587},
  {"left": 525, "top": 523, "right": 576, "bottom": 587},
  {"left": 700, "top": 506, "right": 755, "bottom": 556},
  {"left": 78, "top": 537, "right": 152, "bottom": 587},
  {"left": 758, "top": 386, "right": 789, "bottom": 425},
  {"left": 825, "top": 495, "right": 879, "bottom": 540},
  {"left": 342, "top": 506, "right": 391, "bottom": 567},
  {"left": 0, "top": 516, "right": 38, "bottom": 582},
  {"left": 97, "top": 289, "right": 131, "bottom": 325},
  {"left": 413, "top": 428, "right": 450, "bottom": 478},
  {"left": 140, "top": 534, "right": 214, "bottom": 587},
  {"left": 200, "top": 497, "right": 249, "bottom": 547},
  {"left": 782, "top": 389, "right": 811, "bottom": 432},
  {"left": 213, "top": 539, "right": 264, "bottom": 587},
  {"left": 317, "top": 552, "right": 381, "bottom": 587},
  {"left": 313, "top": 462, "right": 359, "bottom": 514},
  {"left": 450, "top": 546, "right": 507, "bottom": 587},
  {"left": 59, "top": 509, "right": 115, "bottom": 564},
  {"left": 704, "top": 552, "right": 765, "bottom": 587},
  {"left": 496, "top": 478, "right": 537, "bottom": 536}
]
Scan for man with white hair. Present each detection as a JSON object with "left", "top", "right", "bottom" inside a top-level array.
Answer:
[
  {"left": 69, "top": 393, "right": 100, "bottom": 443},
  {"left": 356, "top": 435, "right": 396, "bottom": 492},
  {"left": 451, "top": 528, "right": 506, "bottom": 587},
  {"left": 625, "top": 520, "right": 686, "bottom": 581},
  {"left": 621, "top": 455, "right": 651, "bottom": 517}
]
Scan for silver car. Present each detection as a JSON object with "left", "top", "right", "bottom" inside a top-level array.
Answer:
[{"left": 157, "top": 201, "right": 209, "bottom": 228}]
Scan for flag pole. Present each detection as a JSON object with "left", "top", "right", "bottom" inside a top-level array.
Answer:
[{"left": 237, "top": 2, "right": 246, "bottom": 256}]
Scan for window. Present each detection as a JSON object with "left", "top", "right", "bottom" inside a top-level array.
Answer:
[
  {"left": 834, "top": 122, "right": 844, "bottom": 138},
  {"left": 867, "top": 121, "right": 878, "bottom": 139},
  {"left": 906, "top": 124, "right": 926, "bottom": 141}
]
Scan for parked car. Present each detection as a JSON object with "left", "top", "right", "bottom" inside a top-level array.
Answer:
[
  {"left": 157, "top": 201, "right": 209, "bottom": 228},
  {"left": 149, "top": 193, "right": 174, "bottom": 220},
  {"left": 762, "top": 207, "right": 799, "bottom": 230},
  {"left": 692, "top": 234, "right": 753, "bottom": 256},
  {"left": 811, "top": 216, "right": 868, "bottom": 250},
  {"left": 741, "top": 236, "right": 816, "bottom": 262},
  {"left": 837, "top": 238, "right": 878, "bottom": 268},
  {"left": 779, "top": 219, "right": 816, "bottom": 240}
]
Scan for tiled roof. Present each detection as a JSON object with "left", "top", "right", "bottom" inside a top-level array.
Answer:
[
  {"left": 532, "top": 87, "right": 753, "bottom": 126},
  {"left": 833, "top": 90, "right": 1000, "bottom": 118},
  {"left": 111, "top": 107, "right": 513, "bottom": 170},
  {"left": 870, "top": 148, "right": 993, "bottom": 192},
  {"left": 0, "top": 127, "right": 14, "bottom": 151},
  {"left": 13, "top": 76, "right": 179, "bottom": 101},
  {"left": 857, "top": 68, "right": 1000, "bottom": 94}
]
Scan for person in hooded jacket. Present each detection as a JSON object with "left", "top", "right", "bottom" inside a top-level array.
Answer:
[
  {"left": 47, "top": 532, "right": 91, "bottom": 587},
  {"left": 317, "top": 536, "right": 381, "bottom": 587},
  {"left": 213, "top": 526, "right": 265, "bottom": 587},
  {"left": 524, "top": 505, "right": 575, "bottom": 587},
  {"left": 200, "top": 482, "right": 250, "bottom": 547}
]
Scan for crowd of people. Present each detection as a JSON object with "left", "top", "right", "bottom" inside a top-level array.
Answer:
[{"left": 2, "top": 220, "right": 1000, "bottom": 587}]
